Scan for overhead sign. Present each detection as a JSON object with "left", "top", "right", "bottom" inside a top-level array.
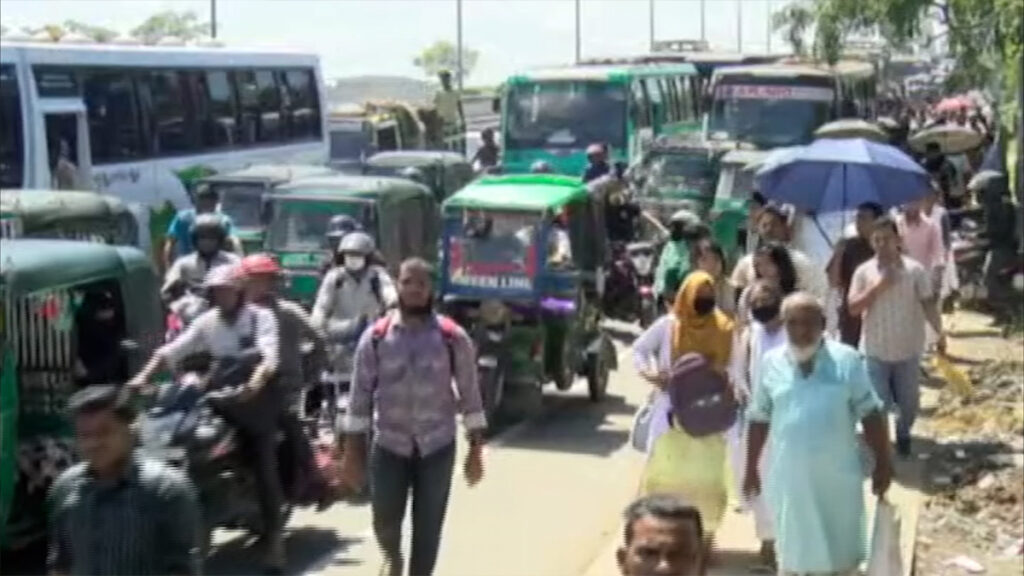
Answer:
[{"left": 716, "top": 84, "right": 835, "bottom": 102}]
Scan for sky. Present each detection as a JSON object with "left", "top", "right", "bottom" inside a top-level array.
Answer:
[{"left": 1, "top": 0, "right": 789, "bottom": 86}]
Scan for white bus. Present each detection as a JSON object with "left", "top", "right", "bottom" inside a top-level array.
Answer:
[{"left": 0, "top": 39, "right": 327, "bottom": 254}]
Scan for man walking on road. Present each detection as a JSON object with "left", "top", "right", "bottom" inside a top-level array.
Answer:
[
  {"left": 617, "top": 494, "right": 706, "bottom": 576},
  {"left": 340, "top": 257, "right": 486, "bottom": 576},
  {"left": 48, "top": 385, "right": 201, "bottom": 576},
  {"left": 849, "top": 216, "right": 946, "bottom": 457}
]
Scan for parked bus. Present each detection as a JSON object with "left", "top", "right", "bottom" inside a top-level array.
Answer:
[
  {"left": 0, "top": 38, "right": 327, "bottom": 256},
  {"left": 705, "top": 60, "right": 877, "bottom": 149},
  {"left": 499, "top": 62, "right": 701, "bottom": 175}
]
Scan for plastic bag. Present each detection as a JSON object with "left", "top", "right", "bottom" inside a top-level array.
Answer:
[
  {"left": 641, "top": 426, "right": 728, "bottom": 533},
  {"left": 867, "top": 499, "right": 903, "bottom": 576},
  {"left": 934, "top": 354, "right": 972, "bottom": 398}
]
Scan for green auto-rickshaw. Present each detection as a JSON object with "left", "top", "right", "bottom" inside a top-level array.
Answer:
[
  {"left": 0, "top": 189, "right": 140, "bottom": 246},
  {"left": 632, "top": 139, "right": 719, "bottom": 236},
  {"left": 0, "top": 239, "right": 163, "bottom": 551},
  {"left": 439, "top": 175, "right": 616, "bottom": 419},
  {"left": 198, "top": 164, "right": 336, "bottom": 254},
  {"left": 709, "top": 149, "right": 771, "bottom": 265},
  {"left": 363, "top": 150, "right": 474, "bottom": 204},
  {"left": 264, "top": 175, "right": 439, "bottom": 307}
]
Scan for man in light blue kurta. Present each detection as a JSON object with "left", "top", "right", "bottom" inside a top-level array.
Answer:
[{"left": 745, "top": 292, "right": 890, "bottom": 575}]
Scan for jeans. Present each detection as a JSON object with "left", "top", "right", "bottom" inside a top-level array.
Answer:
[
  {"left": 371, "top": 442, "right": 456, "bottom": 576},
  {"left": 866, "top": 356, "right": 920, "bottom": 442},
  {"left": 238, "top": 430, "right": 284, "bottom": 542}
]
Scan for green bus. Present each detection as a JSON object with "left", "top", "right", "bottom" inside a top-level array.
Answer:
[{"left": 499, "top": 62, "right": 701, "bottom": 175}]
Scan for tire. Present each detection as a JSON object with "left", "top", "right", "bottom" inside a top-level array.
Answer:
[
  {"left": 586, "top": 353, "right": 609, "bottom": 403},
  {"left": 479, "top": 367, "right": 505, "bottom": 422}
]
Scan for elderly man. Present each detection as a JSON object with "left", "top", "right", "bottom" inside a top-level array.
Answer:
[
  {"left": 618, "top": 494, "right": 706, "bottom": 576},
  {"left": 744, "top": 292, "right": 892, "bottom": 576}
]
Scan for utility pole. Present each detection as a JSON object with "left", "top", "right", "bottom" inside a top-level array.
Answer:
[
  {"left": 700, "top": 0, "right": 706, "bottom": 41},
  {"left": 456, "top": 0, "right": 464, "bottom": 91},
  {"left": 736, "top": 0, "right": 743, "bottom": 53},
  {"left": 649, "top": 0, "right": 655, "bottom": 52},
  {"left": 210, "top": 0, "right": 218, "bottom": 39},
  {"left": 575, "top": 0, "right": 582, "bottom": 63}
]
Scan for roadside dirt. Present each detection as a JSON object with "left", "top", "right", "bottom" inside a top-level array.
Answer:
[{"left": 913, "top": 310, "right": 1024, "bottom": 575}]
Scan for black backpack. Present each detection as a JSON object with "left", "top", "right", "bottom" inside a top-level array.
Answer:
[{"left": 334, "top": 268, "right": 384, "bottom": 308}]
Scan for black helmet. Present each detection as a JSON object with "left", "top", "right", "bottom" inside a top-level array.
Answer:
[
  {"left": 194, "top": 183, "right": 218, "bottom": 202},
  {"left": 190, "top": 213, "right": 228, "bottom": 245},
  {"left": 326, "top": 214, "right": 362, "bottom": 240}
]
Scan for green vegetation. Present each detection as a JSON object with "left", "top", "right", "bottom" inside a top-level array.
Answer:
[{"left": 413, "top": 40, "right": 480, "bottom": 83}]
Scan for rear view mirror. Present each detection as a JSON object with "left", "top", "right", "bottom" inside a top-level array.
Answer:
[
  {"left": 491, "top": 97, "right": 500, "bottom": 114},
  {"left": 260, "top": 198, "right": 273, "bottom": 225}
]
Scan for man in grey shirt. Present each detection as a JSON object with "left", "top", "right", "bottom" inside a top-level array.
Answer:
[{"left": 48, "top": 385, "right": 201, "bottom": 576}]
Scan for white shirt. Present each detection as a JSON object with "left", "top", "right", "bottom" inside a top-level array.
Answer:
[
  {"left": 851, "top": 255, "right": 933, "bottom": 362},
  {"left": 311, "top": 266, "right": 397, "bottom": 338},
  {"left": 160, "top": 304, "right": 279, "bottom": 372},
  {"left": 791, "top": 211, "right": 856, "bottom": 267},
  {"left": 161, "top": 251, "right": 240, "bottom": 297},
  {"left": 730, "top": 247, "right": 829, "bottom": 301}
]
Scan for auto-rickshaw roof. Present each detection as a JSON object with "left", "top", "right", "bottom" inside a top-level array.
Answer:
[
  {"left": 719, "top": 149, "right": 773, "bottom": 167},
  {"left": 0, "top": 189, "right": 131, "bottom": 227},
  {"left": 443, "top": 175, "right": 587, "bottom": 212},
  {"left": 200, "top": 164, "right": 335, "bottom": 185},
  {"left": 365, "top": 151, "right": 470, "bottom": 168},
  {"left": 0, "top": 238, "right": 152, "bottom": 296},
  {"left": 272, "top": 174, "right": 432, "bottom": 200}
]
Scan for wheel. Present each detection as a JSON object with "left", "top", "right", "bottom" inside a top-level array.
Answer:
[
  {"left": 586, "top": 353, "right": 609, "bottom": 402},
  {"left": 638, "top": 298, "right": 656, "bottom": 328},
  {"left": 553, "top": 341, "right": 576, "bottom": 391},
  {"left": 478, "top": 367, "right": 505, "bottom": 422}
]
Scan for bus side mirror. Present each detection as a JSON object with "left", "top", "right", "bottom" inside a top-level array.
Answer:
[
  {"left": 491, "top": 97, "right": 500, "bottom": 114},
  {"left": 260, "top": 199, "right": 273, "bottom": 225}
]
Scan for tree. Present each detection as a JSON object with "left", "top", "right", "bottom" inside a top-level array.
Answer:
[
  {"left": 62, "top": 20, "right": 118, "bottom": 42},
  {"left": 130, "top": 10, "right": 210, "bottom": 44},
  {"left": 413, "top": 40, "right": 479, "bottom": 84}
]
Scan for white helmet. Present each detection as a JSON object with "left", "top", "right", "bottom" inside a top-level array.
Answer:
[
  {"left": 337, "top": 231, "right": 376, "bottom": 256},
  {"left": 203, "top": 263, "right": 243, "bottom": 290}
]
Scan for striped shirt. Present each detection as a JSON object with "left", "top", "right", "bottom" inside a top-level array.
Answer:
[{"left": 47, "top": 455, "right": 201, "bottom": 575}]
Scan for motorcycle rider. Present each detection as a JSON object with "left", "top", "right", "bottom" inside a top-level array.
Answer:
[
  {"left": 310, "top": 232, "right": 397, "bottom": 416},
  {"left": 128, "top": 264, "right": 286, "bottom": 571},
  {"left": 321, "top": 214, "right": 365, "bottom": 278},
  {"left": 241, "top": 254, "right": 330, "bottom": 506},
  {"left": 163, "top": 184, "right": 242, "bottom": 272},
  {"left": 653, "top": 209, "right": 707, "bottom": 301},
  {"left": 161, "top": 214, "right": 240, "bottom": 303}
]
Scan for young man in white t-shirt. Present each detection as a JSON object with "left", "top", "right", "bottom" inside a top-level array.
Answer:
[{"left": 848, "top": 216, "right": 946, "bottom": 457}]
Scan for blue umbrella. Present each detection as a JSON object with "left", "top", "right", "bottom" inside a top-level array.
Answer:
[{"left": 754, "top": 138, "right": 931, "bottom": 213}]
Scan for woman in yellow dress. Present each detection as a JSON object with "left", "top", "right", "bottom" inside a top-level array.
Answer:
[{"left": 641, "top": 270, "right": 734, "bottom": 556}]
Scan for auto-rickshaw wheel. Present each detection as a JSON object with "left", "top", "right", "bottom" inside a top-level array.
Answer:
[
  {"left": 586, "top": 353, "right": 609, "bottom": 402},
  {"left": 479, "top": 366, "right": 505, "bottom": 422}
]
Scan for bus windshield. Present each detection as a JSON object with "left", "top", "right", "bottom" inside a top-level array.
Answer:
[
  {"left": 708, "top": 83, "right": 833, "bottom": 147},
  {"left": 504, "top": 81, "right": 627, "bottom": 151},
  {"left": 217, "top": 184, "right": 265, "bottom": 228},
  {"left": 266, "top": 200, "right": 374, "bottom": 251},
  {"left": 451, "top": 211, "right": 538, "bottom": 277},
  {"left": 644, "top": 151, "right": 716, "bottom": 194}
]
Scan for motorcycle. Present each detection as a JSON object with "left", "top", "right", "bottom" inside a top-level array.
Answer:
[{"left": 626, "top": 242, "right": 658, "bottom": 327}]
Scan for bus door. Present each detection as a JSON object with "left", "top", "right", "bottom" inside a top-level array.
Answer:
[{"left": 36, "top": 98, "right": 92, "bottom": 190}]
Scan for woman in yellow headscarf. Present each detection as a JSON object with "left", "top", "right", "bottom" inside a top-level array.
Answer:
[{"left": 641, "top": 270, "right": 734, "bottom": 554}]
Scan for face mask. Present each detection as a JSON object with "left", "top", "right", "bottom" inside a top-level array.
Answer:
[
  {"left": 344, "top": 255, "right": 366, "bottom": 271},
  {"left": 788, "top": 338, "right": 821, "bottom": 363},
  {"left": 751, "top": 302, "right": 780, "bottom": 324},
  {"left": 693, "top": 296, "right": 716, "bottom": 316}
]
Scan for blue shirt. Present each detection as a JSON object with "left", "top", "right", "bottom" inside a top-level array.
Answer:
[
  {"left": 166, "top": 209, "right": 235, "bottom": 259},
  {"left": 748, "top": 340, "right": 883, "bottom": 573}
]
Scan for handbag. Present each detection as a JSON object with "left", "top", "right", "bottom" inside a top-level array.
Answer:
[
  {"left": 667, "top": 353, "right": 738, "bottom": 437},
  {"left": 867, "top": 498, "right": 904, "bottom": 576}
]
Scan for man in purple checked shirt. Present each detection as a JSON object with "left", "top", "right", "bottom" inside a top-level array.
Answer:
[{"left": 339, "top": 257, "right": 486, "bottom": 576}]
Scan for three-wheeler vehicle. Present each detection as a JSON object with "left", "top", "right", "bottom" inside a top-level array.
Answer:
[
  {"left": 0, "top": 189, "right": 139, "bottom": 246},
  {"left": 263, "top": 175, "right": 439, "bottom": 307},
  {"left": 1, "top": 239, "right": 162, "bottom": 551},
  {"left": 439, "top": 174, "right": 616, "bottom": 419},
  {"left": 197, "top": 164, "right": 335, "bottom": 254},
  {"left": 363, "top": 150, "right": 475, "bottom": 204},
  {"left": 709, "top": 148, "right": 771, "bottom": 265}
]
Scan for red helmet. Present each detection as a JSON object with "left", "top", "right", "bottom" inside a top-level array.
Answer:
[{"left": 240, "top": 253, "right": 281, "bottom": 276}]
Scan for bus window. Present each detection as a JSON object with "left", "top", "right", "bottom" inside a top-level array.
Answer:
[
  {"left": 82, "top": 69, "right": 145, "bottom": 163},
  {"left": 503, "top": 82, "right": 628, "bottom": 151},
  {"left": 197, "top": 70, "right": 238, "bottom": 149},
  {"left": 0, "top": 65, "right": 24, "bottom": 188},
  {"left": 643, "top": 79, "right": 665, "bottom": 131},
  {"left": 255, "top": 71, "right": 282, "bottom": 142},
  {"left": 631, "top": 81, "right": 650, "bottom": 129},
  {"left": 144, "top": 71, "right": 197, "bottom": 154},
  {"left": 678, "top": 76, "right": 695, "bottom": 122},
  {"left": 284, "top": 69, "right": 320, "bottom": 140}
]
